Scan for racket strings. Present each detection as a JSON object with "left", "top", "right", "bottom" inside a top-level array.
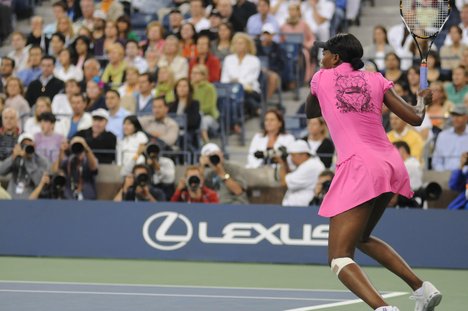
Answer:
[{"left": 401, "top": 0, "right": 450, "bottom": 38}]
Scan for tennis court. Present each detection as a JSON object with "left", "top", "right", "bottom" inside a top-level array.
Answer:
[{"left": 1, "top": 257, "right": 466, "bottom": 311}]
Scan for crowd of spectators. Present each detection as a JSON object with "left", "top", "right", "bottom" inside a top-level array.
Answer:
[{"left": 0, "top": 0, "right": 467, "bottom": 209}]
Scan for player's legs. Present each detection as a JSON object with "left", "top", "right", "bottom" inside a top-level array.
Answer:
[
  {"left": 328, "top": 199, "right": 389, "bottom": 309},
  {"left": 357, "top": 192, "right": 423, "bottom": 291}
]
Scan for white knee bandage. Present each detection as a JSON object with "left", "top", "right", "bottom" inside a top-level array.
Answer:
[{"left": 330, "top": 257, "right": 355, "bottom": 276}]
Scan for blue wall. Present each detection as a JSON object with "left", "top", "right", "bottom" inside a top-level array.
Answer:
[{"left": 0, "top": 200, "right": 467, "bottom": 269}]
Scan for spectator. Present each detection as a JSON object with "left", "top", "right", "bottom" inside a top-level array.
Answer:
[
  {"left": 24, "top": 97, "right": 69, "bottom": 135},
  {"left": 34, "top": 112, "right": 65, "bottom": 163},
  {"left": 270, "top": 0, "right": 289, "bottom": 26},
  {"left": 246, "top": 108, "right": 295, "bottom": 168},
  {"left": 363, "top": 25, "right": 394, "bottom": 71},
  {"left": 105, "top": 89, "right": 130, "bottom": 140},
  {"left": 387, "top": 112, "right": 424, "bottom": 162},
  {"left": 114, "top": 163, "right": 166, "bottom": 202},
  {"left": 187, "top": 0, "right": 210, "bottom": 32},
  {"left": 167, "top": 8, "right": 184, "bottom": 37},
  {"left": 51, "top": 78, "right": 80, "bottom": 116},
  {"left": 0, "top": 0, "right": 13, "bottom": 44},
  {"left": 74, "top": 108, "right": 117, "bottom": 164},
  {"left": 95, "top": 0, "right": 124, "bottom": 22},
  {"left": 444, "top": 4, "right": 468, "bottom": 46},
  {"left": 116, "top": 15, "right": 139, "bottom": 42},
  {"left": 0, "top": 108, "right": 20, "bottom": 160},
  {"left": 191, "top": 64, "right": 219, "bottom": 143},
  {"left": 124, "top": 40, "right": 148, "bottom": 74},
  {"left": 233, "top": 0, "right": 257, "bottom": 31},
  {"left": 440, "top": 25, "right": 467, "bottom": 71},
  {"left": 255, "top": 23, "right": 285, "bottom": 100},
  {"left": 4, "top": 77, "right": 31, "bottom": 119},
  {"left": 67, "top": 93, "right": 92, "bottom": 139},
  {"left": 116, "top": 115, "right": 148, "bottom": 166},
  {"left": 447, "top": 152, "right": 468, "bottom": 210},
  {"left": 199, "top": 142, "right": 249, "bottom": 204},
  {"left": 139, "top": 97, "right": 180, "bottom": 150},
  {"left": 64, "top": 0, "right": 82, "bottom": 22},
  {"left": 154, "top": 66, "right": 176, "bottom": 105},
  {"left": 121, "top": 141, "right": 176, "bottom": 199},
  {"left": 140, "top": 21, "right": 165, "bottom": 55},
  {"left": 101, "top": 42, "right": 127, "bottom": 87},
  {"left": 44, "top": 1, "right": 68, "bottom": 38},
  {"left": 189, "top": 35, "right": 221, "bottom": 83},
  {"left": 169, "top": 78, "right": 202, "bottom": 139},
  {"left": 52, "top": 136, "right": 98, "bottom": 200},
  {"left": 211, "top": 22, "right": 234, "bottom": 62},
  {"left": 73, "top": 0, "right": 95, "bottom": 31},
  {"left": 277, "top": 139, "right": 325, "bottom": 207},
  {"left": 302, "top": 117, "right": 335, "bottom": 169},
  {"left": 432, "top": 106, "right": 468, "bottom": 171},
  {"left": 427, "top": 81, "right": 453, "bottom": 131},
  {"left": 158, "top": 35, "right": 189, "bottom": 81},
  {"left": 444, "top": 65, "right": 468, "bottom": 106},
  {"left": 393, "top": 141, "right": 423, "bottom": 191},
  {"left": 403, "top": 66, "right": 420, "bottom": 105},
  {"left": 0, "top": 133, "right": 50, "bottom": 199},
  {"left": 56, "top": 16, "right": 75, "bottom": 46},
  {"left": 80, "top": 58, "right": 101, "bottom": 91},
  {"left": 246, "top": 0, "right": 280, "bottom": 42},
  {"left": 17, "top": 45, "right": 44, "bottom": 87},
  {"left": 180, "top": 22, "right": 199, "bottom": 59},
  {"left": 171, "top": 165, "right": 219, "bottom": 203},
  {"left": 300, "top": 0, "right": 335, "bottom": 41},
  {"left": 25, "top": 55, "right": 65, "bottom": 107},
  {"left": 216, "top": 0, "right": 244, "bottom": 32},
  {"left": 426, "top": 50, "right": 451, "bottom": 84},
  {"left": 204, "top": 9, "right": 223, "bottom": 41},
  {"left": 7, "top": 32, "right": 29, "bottom": 73},
  {"left": 117, "top": 67, "right": 139, "bottom": 112},
  {"left": 85, "top": 78, "right": 106, "bottom": 111},
  {"left": 72, "top": 35, "right": 92, "bottom": 70},
  {"left": 382, "top": 52, "right": 407, "bottom": 88},
  {"left": 221, "top": 32, "right": 262, "bottom": 119},
  {"left": 49, "top": 32, "right": 67, "bottom": 58},
  {"left": 54, "top": 48, "right": 83, "bottom": 82},
  {"left": 135, "top": 72, "right": 156, "bottom": 114},
  {"left": 0, "top": 57, "right": 15, "bottom": 94},
  {"left": 144, "top": 47, "right": 160, "bottom": 79},
  {"left": 310, "top": 169, "right": 334, "bottom": 206}
]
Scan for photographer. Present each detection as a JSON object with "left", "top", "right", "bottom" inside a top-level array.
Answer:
[
  {"left": 276, "top": 140, "right": 325, "bottom": 207},
  {"left": 447, "top": 152, "right": 468, "bottom": 210},
  {"left": 52, "top": 136, "right": 98, "bottom": 200},
  {"left": 199, "top": 143, "right": 249, "bottom": 204},
  {"left": 114, "top": 164, "right": 166, "bottom": 202},
  {"left": 0, "top": 133, "right": 50, "bottom": 199},
  {"left": 171, "top": 165, "right": 219, "bottom": 203},
  {"left": 310, "top": 170, "right": 335, "bottom": 206},
  {"left": 121, "top": 142, "right": 176, "bottom": 199},
  {"left": 29, "top": 171, "right": 67, "bottom": 200}
]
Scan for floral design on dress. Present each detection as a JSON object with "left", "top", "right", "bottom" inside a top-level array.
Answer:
[{"left": 335, "top": 72, "right": 374, "bottom": 113}]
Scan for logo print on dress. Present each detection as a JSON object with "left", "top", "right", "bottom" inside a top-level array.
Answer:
[{"left": 335, "top": 72, "right": 374, "bottom": 113}]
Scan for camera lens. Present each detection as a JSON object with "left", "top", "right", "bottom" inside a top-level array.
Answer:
[
  {"left": 52, "top": 175, "right": 66, "bottom": 189},
  {"left": 254, "top": 150, "right": 265, "bottom": 159},
  {"left": 209, "top": 154, "right": 220, "bottom": 165},
  {"left": 24, "top": 145, "right": 35, "bottom": 154},
  {"left": 71, "top": 142, "right": 84, "bottom": 155},
  {"left": 187, "top": 175, "right": 201, "bottom": 190},
  {"left": 136, "top": 173, "right": 149, "bottom": 187},
  {"left": 146, "top": 143, "right": 160, "bottom": 158}
]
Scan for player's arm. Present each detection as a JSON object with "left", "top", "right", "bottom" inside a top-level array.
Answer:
[
  {"left": 383, "top": 88, "right": 431, "bottom": 126},
  {"left": 305, "top": 93, "right": 322, "bottom": 118}
]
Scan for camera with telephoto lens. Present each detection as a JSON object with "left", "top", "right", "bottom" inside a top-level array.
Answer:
[
  {"left": 40, "top": 174, "right": 66, "bottom": 199},
  {"left": 23, "top": 144, "right": 35, "bottom": 155},
  {"left": 208, "top": 154, "right": 221, "bottom": 166},
  {"left": 70, "top": 142, "right": 85, "bottom": 155},
  {"left": 398, "top": 182, "right": 442, "bottom": 208},
  {"left": 254, "top": 146, "right": 288, "bottom": 163},
  {"left": 135, "top": 173, "right": 150, "bottom": 187},
  {"left": 145, "top": 143, "right": 160, "bottom": 159},
  {"left": 186, "top": 175, "right": 201, "bottom": 192}
]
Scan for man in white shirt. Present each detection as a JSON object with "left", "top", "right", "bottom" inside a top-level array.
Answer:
[
  {"left": 105, "top": 89, "right": 130, "bottom": 140},
  {"left": 187, "top": 0, "right": 210, "bottom": 33},
  {"left": 277, "top": 140, "right": 325, "bottom": 206},
  {"left": 124, "top": 40, "right": 148, "bottom": 74},
  {"left": 301, "top": 0, "right": 335, "bottom": 42}
]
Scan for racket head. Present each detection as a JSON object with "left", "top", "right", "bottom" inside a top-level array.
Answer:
[{"left": 400, "top": 0, "right": 451, "bottom": 39}]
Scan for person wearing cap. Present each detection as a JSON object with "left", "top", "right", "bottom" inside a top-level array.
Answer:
[
  {"left": 274, "top": 139, "right": 325, "bottom": 206},
  {"left": 246, "top": 0, "right": 280, "bottom": 42},
  {"left": 199, "top": 142, "right": 248, "bottom": 204},
  {"left": 432, "top": 106, "right": 468, "bottom": 171},
  {"left": 0, "top": 132, "right": 50, "bottom": 200},
  {"left": 34, "top": 112, "right": 65, "bottom": 163},
  {"left": 74, "top": 108, "right": 117, "bottom": 164},
  {"left": 0, "top": 107, "right": 20, "bottom": 161},
  {"left": 306, "top": 33, "right": 438, "bottom": 311}
]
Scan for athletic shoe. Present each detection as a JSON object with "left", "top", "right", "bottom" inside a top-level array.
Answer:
[
  {"left": 375, "top": 306, "right": 400, "bottom": 311},
  {"left": 410, "top": 281, "right": 442, "bottom": 311}
]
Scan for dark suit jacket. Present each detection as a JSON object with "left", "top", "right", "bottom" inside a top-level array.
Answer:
[
  {"left": 168, "top": 100, "right": 201, "bottom": 131},
  {"left": 74, "top": 128, "right": 117, "bottom": 164},
  {"left": 25, "top": 76, "right": 64, "bottom": 106}
]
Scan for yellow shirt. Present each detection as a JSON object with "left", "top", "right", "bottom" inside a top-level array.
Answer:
[{"left": 387, "top": 127, "right": 424, "bottom": 162}]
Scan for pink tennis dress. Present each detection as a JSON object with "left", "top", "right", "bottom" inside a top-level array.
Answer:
[{"left": 311, "top": 63, "right": 413, "bottom": 217}]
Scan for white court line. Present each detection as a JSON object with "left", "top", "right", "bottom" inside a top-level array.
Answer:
[
  {"left": 284, "top": 292, "right": 409, "bottom": 311},
  {"left": 0, "top": 289, "right": 345, "bottom": 302}
]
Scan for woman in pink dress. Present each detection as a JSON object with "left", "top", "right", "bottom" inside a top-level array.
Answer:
[{"left": 306, "top": 33, "right": 441, "bottom": 311}]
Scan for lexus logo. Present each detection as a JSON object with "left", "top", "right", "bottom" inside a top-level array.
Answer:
[{"left": 142, "top": 212, "right": 193, "bottom": 251}]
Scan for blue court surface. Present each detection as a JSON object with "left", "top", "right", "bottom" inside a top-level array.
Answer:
[{"left": 0, "top": 281, "right": 407, "bottom": 311}]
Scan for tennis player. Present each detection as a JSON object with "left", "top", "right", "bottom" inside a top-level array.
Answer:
[{"left": 306, "top": 33, "right": 442, "bottom": 311}]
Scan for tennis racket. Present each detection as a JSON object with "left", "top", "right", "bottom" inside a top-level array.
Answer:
[{"left": 400, "top": 0, "right": 451, "bottom": 89}]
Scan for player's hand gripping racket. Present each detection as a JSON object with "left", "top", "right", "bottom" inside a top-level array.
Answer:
[{"left": 400, "top": 0, "right": 451, "bottom": 89}]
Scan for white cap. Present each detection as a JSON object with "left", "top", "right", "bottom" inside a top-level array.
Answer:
[
  {"left": 288, "top": 140, "right": 311, "bottom": 154},
  {"left": 91, "top": 108, "right": 109, "bottom": 120},
  {"left": 200, "top": 143, "right": 221, "bottom": 156},
  {"left": 18, "top": 133, "right": 35, "bottom": 144},
  {"left": 261, "top": 23, "right": 276, "bottom": 34}
]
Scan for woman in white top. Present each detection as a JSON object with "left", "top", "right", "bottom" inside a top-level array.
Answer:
[
  {"left": 157, "top": 35, "right": 189, "bottom": 81},
  {"left": 116, "top": 115, "right": 149, "bottom": 166},
  {"left": 54, "top": 48, "right": 83, "bottom": 82},
  {"left": 246, "top": 108, "right": 295, "bottom": 168},
  {"left": 24, "top": 96, "right": 69, "bottom": 135}
]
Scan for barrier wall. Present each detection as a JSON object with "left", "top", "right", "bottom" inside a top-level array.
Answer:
[{"left": 0, "top": 200, "right": 467, "bottom": 269}]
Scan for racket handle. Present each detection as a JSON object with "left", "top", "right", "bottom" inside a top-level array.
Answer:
[{"left": 420, "top": 63, "right": 428, "bottom": 90}]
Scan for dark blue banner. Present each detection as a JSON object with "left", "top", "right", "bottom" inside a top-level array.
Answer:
[{"left": 0, "top": 200, "right": 467, "bottom": 269}]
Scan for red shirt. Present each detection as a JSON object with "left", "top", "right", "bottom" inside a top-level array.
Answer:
[
  {"left": 189, "top": 53, "right": 221, "bottom": 83},
  {"left": 170, "top": 186, "right": 219, "bottom": 203}
]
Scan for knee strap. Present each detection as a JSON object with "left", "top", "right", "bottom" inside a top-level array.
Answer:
[{"left": 330, "top": 257, "right": 355, "bottom": 276}]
